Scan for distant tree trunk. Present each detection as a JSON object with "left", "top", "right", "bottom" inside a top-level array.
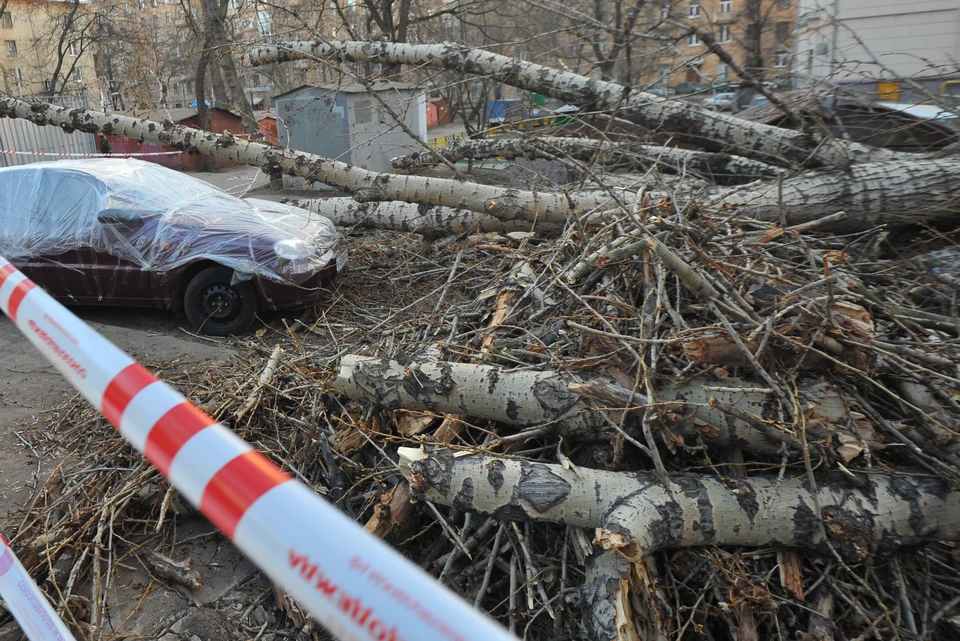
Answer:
[
  {"left": 199, "top": 0, "right": 259, "bottom": 134},
  {"left": 47, "top": 0, "right": 82, "bottom": 95},
  {"left": 195, "top": 43, "right": 217, "bottom": 172}
]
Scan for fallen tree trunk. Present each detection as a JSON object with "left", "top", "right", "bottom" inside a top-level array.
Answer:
[
  {"left": 292, "top": 198, "right": 563, "bottom": 235},
  {"left": 5, "top": 100, "right": 954, "bottom": 233},
  {"left": 398, "top": 448, "right": 960, "bottom": 557},
  {"left": 0, "top": 98, "right": 623, "bottom": 224},
  {"left": 332, "top": 356, "right": 865, "bottom": 456},
  {"left": 717, "top": 159, "right": 960, "bottom": 231},
  {"left": 331, "top": 354, "right": 606, "bottom": 434},
  {"left": 391, "top": 137, "right": 782, "bottom": 183},
  {"left": 245, "top": 40, "right": 901, "bottom": 169}
]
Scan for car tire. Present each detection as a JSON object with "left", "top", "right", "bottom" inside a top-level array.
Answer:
[{"left": 183, "top": 266, "right": 258, "bottom": 336}]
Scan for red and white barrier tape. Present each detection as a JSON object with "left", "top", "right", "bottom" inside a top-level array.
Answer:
[
  {"left": 0, "top": 537, "right": 75, "bottom": 641},
  {"left": 0, "top": 258, "right": 516, "bottom": 641},
  {"left": 0, "top": 150, "right": 182, "bottom": 157}
]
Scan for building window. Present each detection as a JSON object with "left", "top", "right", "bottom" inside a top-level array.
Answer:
[
  {"left": 68, "top": 41, "right": 79, "bottom": 56},
  {"left": 151, "top": 0, "right": 157, "bottom": 7},
  {"left": 660, "top": 5, "right": 669, "bottom": 19},
  {"left": 718, "top": 25, "right": 731, "bottom": 43},
  {"left": 74, "top": 68, "right": 83, "bottom": 82},
  {"left": 716, "top": 63, "right": 730, "bottom": 81},
  {"left": 152, "top": 14, "right": 159, "bottom": 26},
  {"left": 4, "top": 40, "right": 16, "bottom": 56},
  {"left": 774, "top": 51, "right": 790, "bottom": 67},
  {"left": 689, "top": 3, "right": 700, "bottom": 17},
  {"left": 777, "top": 0, "right": 790, "bottom": 8},
  {"left": 0, "top": 11, "right": 12, "bottom": 28},
  {"left": 688, "top": 32, "right": 700, "bottom": 46},
  {"left": 719, "top": 0, "right": 732, "bottom": 12},
  {"left": 138, "top": 0, "right": 144, "bottom": 10},
  {"left": 257, "top": 10, "right": 272, "bottom": 35},
  {"left": 165, "top": 11, "right": 172, "bottom": 23},
  {"left": 776, "top": 21, "right": 791, "bottom": 41}
]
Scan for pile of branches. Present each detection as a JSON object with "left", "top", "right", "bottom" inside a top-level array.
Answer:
[
  {"left": 3, "top": 36, "right": 960, "bottom": 641},
  {"left": 9, "top": 216, "right": 960, "bottom": 640}
]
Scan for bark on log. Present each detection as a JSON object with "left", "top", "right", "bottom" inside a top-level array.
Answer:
[
  {"left": 0, "top": 98, "right": 622, "bottom": 224},
  {"left": 391, "top": 137, "right": 781, "bottom": 184},
  {"left": 717, "top": 159, "right": 960, "bottom": 232},
  {"left": 333, "top": 356, "right": 863, "bottom": 457},
  {"left": 398, "top": 448, "right": 960, "bottom": 557},
  {"left": 245, "top": 41, "right": 901, "bottom": 169},
  {"left": 582, "top": 549, "right": 671, "bottom": 641},
  {"left": 292, "top": 198, "right": 563, "bottom": 236},
  {"left": 331, "top": 355, "right": 606, "bottom": 435}
]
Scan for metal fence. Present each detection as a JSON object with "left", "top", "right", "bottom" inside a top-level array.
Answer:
[{"left": 0, "top": 116, "right": 97, "bottom": 167}]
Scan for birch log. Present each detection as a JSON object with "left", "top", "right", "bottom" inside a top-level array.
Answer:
[
  {"left": 331, "top": 354, "right": 606, "bottom": 434},
  {"left": 582, "top": 549, "right": 670, "bottom": 641},
  {"left": 292, "top": 198, "right": 563, "bottom": 235},
  {"left": 398, "top": 448, "right": 960, "bottom": 557},
  {"left": 717, "top": 158, "right": 960, "bottom": 231},
  {"left": 245, "top": 40, "right": 901, "bottom": 168},
  {"left": 392, "top": 137, "right": 782, "bottom": 183},
  {"left": 0, "top": 98, "right": 625, "bottom": 224},
  {"left": 332, "top": 356, "right": 862, "bottom": 456}
]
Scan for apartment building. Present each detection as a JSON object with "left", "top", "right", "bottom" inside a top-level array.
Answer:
[
  {"left": 794, "top": 0, "right": 960, "bottom": 95},
  {"left": 655, "top": 0, "right": 798, "bottom": 87},
  {"left": 0, "top": 0, "right": 99, "bottom": 99}
]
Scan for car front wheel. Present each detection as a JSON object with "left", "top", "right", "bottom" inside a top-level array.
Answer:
[{"left": 183, "top": 267, "right": 259, "bottom": 336}]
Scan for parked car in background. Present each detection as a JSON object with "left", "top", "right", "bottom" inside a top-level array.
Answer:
[
  {"left": 672, "top": 82, "right": 706, "bottom": 95},
  {"left": 703, "top": 92, "right": 739, "bottom": 111},
  {"left": 647, "top": 86, "right": 674, "bottom": 97},
  {"left": 0, "top": 159, "right": 348, "bottom": 336}
]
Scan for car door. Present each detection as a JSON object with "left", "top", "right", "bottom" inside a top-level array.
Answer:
[{"left": 17, "top": 168, "right": 151, "bottom": 305}]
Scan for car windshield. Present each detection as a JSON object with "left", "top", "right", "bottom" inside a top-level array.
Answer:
[{"left": 96, "top": 161, "right": 242, "bottom": 213}]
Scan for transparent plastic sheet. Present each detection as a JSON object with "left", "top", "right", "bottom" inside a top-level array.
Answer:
[{"left": 0, "top": 159, "right": 341, "bottom": 285}]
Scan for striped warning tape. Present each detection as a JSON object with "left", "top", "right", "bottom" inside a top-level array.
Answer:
[
  {"left": 0, "top": 257, "right": 516, "bottom": 641},
  {"left": 0, "top": 150, "right": 182, "bottom": 157},
  {"left": 0, "top": 536, "right": 75, "bottom": 641}
]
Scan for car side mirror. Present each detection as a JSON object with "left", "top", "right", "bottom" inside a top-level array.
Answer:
[{"left": 97, "top": 209, "right": 142, "bottom": 226}]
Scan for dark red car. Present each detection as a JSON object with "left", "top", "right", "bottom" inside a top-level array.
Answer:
[{"left": 0, "top": 159, "right": 347, "bottom": 335}]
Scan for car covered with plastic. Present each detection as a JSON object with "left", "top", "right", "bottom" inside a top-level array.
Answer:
[{"left": 0, "top": 159, "right": 347, "bottom": 335}]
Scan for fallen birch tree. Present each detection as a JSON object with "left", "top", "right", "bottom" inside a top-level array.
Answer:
[
  {"left": 332, "top": 355, "right": 870, "bottom": 458},
  {"left": 291, "top": 198, "right": 564, "bottom": 235},
  {"left": 245, "top": 40, "right": 902, "bottom": 169},
  {"left": 0, "top": 97, "right": 624, "bottom": 224},
  {"left": 2, "top": 98, "right": 959, "bottom": 232},
  {"left": 391, "top": 136, "right": 782, "bottom": 183},
  {"left": 398, "top": 447, "right": 960, "bottom": 557}
]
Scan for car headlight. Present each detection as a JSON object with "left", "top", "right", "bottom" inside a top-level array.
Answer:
[{"left": 274, "top": 238, "right": 313, "bottom": 260}]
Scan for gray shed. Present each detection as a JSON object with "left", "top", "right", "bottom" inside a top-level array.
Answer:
[{"left": 274, "top": 83, "right": 427, "bottom": 178}]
